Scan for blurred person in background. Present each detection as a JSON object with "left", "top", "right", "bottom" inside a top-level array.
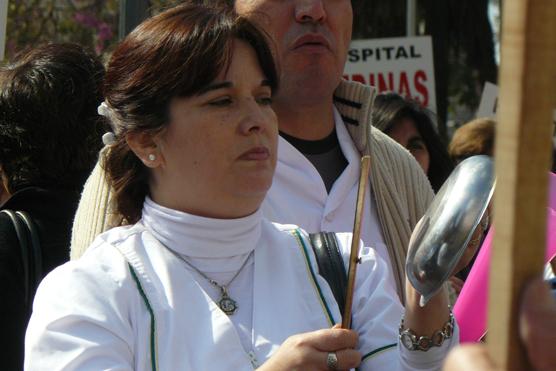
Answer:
[
  {"left": 448, "top": 117, "right": 496, "bottom": 165},
  {"left": 0, "top": 43, "right": 104, "bottom": 370},
  {"left": 442, "top": 118, "right": 497, "bottom": 294},
  {"left": 448, "top": 118, "right": 495, "bottom": 283},
  {"left": 372, "top": 92, "right": 454, "bottom": 193}
]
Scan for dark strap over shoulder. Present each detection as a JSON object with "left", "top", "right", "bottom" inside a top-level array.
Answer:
[
  {"left": 309, "top": 232, "right": 347, "bottom": 316},
  {"left": 0, "top": 210, "right": 42, "bottom": 309}
]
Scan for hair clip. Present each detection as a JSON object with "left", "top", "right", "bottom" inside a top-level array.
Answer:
[
  {"left": 98, "top": 101, "right": 110, "bottom": 117},
  {"left": 102, "top": 132, "right": 116, "bottom": 146}
]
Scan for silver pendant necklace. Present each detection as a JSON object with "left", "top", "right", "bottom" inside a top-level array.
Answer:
[{"left": 167, "top": 248, "right": 253, "bottom": 316}]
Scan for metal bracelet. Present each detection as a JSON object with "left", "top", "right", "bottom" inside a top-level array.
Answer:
[{"left": 399, "top": 308, "right": 455, "bottom": 351}]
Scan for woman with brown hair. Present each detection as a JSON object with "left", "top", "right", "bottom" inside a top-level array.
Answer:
[{"left": 25, "top": 4, "right": 457, "bottom": 370}]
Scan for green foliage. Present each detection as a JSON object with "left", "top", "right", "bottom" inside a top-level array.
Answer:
[{"left": 5, "top": 0, "right": 119, "bottom": 60}]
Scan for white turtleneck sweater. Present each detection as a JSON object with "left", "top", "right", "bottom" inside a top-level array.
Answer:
[
  {"left": 142, "top": 197, "right": 258, "bottom": 352},
  {"left": 25, "top": 199, "right": 457, "bottom": 370}
]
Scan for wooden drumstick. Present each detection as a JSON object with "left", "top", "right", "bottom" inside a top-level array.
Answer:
[{"left": 342, "top": 155, "right": 371, "bottom": 329}]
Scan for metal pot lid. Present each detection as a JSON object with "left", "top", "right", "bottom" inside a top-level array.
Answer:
[{"left": 406, "top": 155, "right": 496, "bottom": 306}]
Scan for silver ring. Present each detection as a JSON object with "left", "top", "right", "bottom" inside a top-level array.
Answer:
[{"left": 326, "top": 352, "right": 338, "bottom": 370}]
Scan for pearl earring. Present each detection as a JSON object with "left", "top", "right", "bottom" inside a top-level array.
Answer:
[{"left": 148, "top": 154, "right": 156, "bottom": 161}]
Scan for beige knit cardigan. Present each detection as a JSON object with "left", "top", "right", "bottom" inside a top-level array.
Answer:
[
  {"left": 70, "top": 80, "right": 434, "bottom": 301},
  {"left": 333, "top": 81, "right": 434, "bottom": 300}
]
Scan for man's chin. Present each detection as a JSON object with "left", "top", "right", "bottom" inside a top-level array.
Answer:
[
  {"left": 283, "top": 72, "right": 340, "bottom": 99},
  {"left": 285, "top": 52, "right": 336, "bottom": 71}
]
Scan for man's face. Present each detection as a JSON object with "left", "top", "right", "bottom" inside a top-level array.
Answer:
[{"left": 235, "top": 0, "right": 353, "bottom": 105}]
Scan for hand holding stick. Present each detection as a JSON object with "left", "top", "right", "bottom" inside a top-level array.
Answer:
[{"left": 342, "top": 155, "right": 371, "bottom": 329}]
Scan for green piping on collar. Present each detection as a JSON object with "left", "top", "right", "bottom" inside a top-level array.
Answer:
[
  {"left": 292, "top": 228, "right": 336, "bottom": 326},
  {"left": 129, "top": 263, "right": 158, "bottom": 371}
]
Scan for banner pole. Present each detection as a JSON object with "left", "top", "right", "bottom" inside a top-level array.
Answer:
[
  {"left": 406, "top": 0, "right": 416, "bottom": 36},
  {"left": 0, "top": 0, "right": 8, "bottom": 61},
  {"left": 487, "top": 0, "right": 556, "bottom": 369}
]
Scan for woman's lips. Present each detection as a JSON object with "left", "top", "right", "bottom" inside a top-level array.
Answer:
[{"left": 239, "top": 146, "right": 270, "bottom": 161}]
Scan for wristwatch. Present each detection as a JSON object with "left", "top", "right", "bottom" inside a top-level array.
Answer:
[{"left": 399, "top": 309, "right": 455, "bottom": 351}]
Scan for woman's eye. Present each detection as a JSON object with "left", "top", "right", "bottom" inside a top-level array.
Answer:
[
  {"left": 409, "top": 144, "right": 425, "bottom": 151},
  {"left": 257, "top": 96, "right": 273, "bottom": 105},
  {"left": 208, "top": 98, "right": 232, "bottom": 107},
  {"left": 407, "top": 139, "right": 426, "bottom": 151}
]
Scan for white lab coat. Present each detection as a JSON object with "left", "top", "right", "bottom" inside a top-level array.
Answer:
[{"left": 25, "top": 216, "right": 455, "bottom": 370}]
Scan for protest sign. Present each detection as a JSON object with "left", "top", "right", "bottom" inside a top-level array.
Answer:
[
  {"left": 476, "top": 82, "right": 499, "bottom": 118},
  {"left": 344, "top": 36, "right": 436, "bottom": 112},
  {"left": 477, "top": 82, "right": 556, "bottom": 125}
]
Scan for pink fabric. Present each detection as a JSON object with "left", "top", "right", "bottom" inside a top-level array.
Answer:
[
  {"left": 453, "top": 229, "right": 493, "bottom": 342},
  {"left": 550, "top": 172, "right": 556, "bottom": 210},
  {"left": 454, "top": 173, "right": 556, "bottom": 343}
]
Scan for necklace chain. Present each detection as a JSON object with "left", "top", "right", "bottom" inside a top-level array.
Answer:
[{"left": 166, "top": 247, "right": 253, "bottom": 315}]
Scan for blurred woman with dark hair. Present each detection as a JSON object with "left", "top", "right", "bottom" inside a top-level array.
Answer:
[
  {"left": 25, "top": 4, "right": 458, "bottom": 370},
  {"left": 0, "top": 43, "right": 105, "bottom": 370},
  {"left": 372, "top": 92, "right": 454, "bottom": 193}
]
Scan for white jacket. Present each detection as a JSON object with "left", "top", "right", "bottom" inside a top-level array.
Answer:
[{"left": 27, "top": 215, "right": 454, "bottom": 370}]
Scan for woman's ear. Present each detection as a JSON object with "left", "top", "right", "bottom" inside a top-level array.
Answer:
[{"left": 126, "top": 131, "right": 163, "bottom": 168}]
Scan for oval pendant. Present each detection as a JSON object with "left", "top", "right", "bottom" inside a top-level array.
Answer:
[{"left": 219, "top": 296, "right": 238, "bottom": 315}]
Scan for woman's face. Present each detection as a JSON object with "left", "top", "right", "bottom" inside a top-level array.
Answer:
[
  {"left": 147, "top": 40, "right": 278, "bottom": 218},
  {"left": 387, "top": 118, "right": 430, "bottom": 173}
]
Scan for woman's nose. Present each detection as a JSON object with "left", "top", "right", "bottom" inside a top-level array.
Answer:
[{"left": 239, "top": 102, "right": 267, "bottom": 135}]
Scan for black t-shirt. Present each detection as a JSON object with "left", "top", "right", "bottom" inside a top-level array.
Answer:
[{"left": 280, "top": 129, "right": 348, "bottom": 193}]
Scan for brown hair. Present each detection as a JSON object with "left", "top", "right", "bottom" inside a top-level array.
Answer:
[
  {"left": 448, "top": 118, "right": 496, "bottom": 164},
  {"left": 103, "top": 3, "right": 278, "bottom": 223},
  {"left": 0, "top": 43, "right": 104, "bottom": 193}
]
